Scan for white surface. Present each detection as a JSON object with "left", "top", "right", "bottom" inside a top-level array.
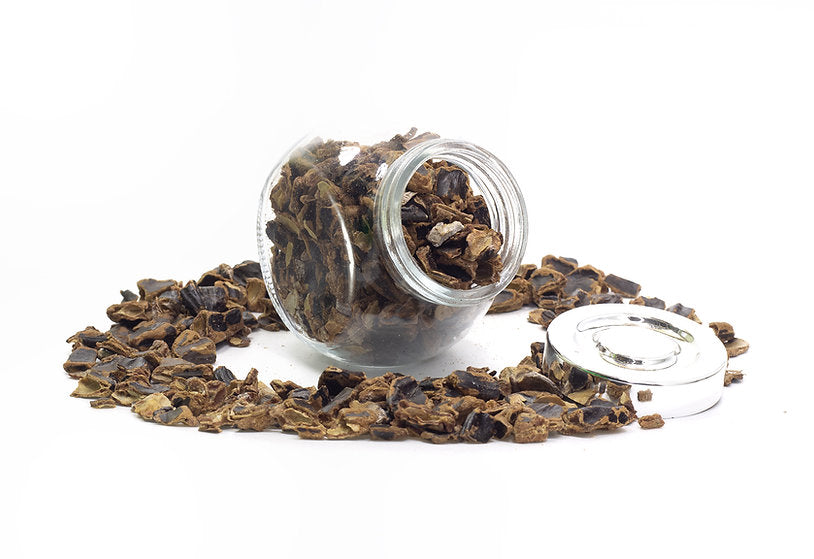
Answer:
[{"left": 1, "top": 1, "right": 811, "bottom": 558}]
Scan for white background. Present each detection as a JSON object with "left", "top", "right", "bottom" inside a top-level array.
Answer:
[{"left": 2, "top": 1, "right": 812, "bottom": 557}]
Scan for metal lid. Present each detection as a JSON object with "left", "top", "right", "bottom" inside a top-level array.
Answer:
[{"left": 545, "top": 304, "right": 728, "bottom": 418}]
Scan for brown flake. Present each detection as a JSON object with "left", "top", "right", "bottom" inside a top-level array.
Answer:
[
  {"left": 527, "top": 308, "right": 556, "bottom": 328},
  {"left": 724, "top": 370, "right": 744, "bottom": 386},
  {"left": 89, "top": 397, "right": 118, "bottom": 409},
  {"left": 513, "top": 412, "right": 549, "bottom": 443},
  {"left": 666, "top": 303, "right": 701, "bottom": 323},
  {"left": 637, "top": 389, "right": 653, "bottom": 402},
  {"left": 709, "top": 321, "right": 736, "bottom": 344},
  {"left": 394, "top": 400, "right": 457, "bottom": 435},
  {"left": 318, "top": 366, "right": 367, "bottom": 396},
  {"left": 460, "top": 411, "right": 496, "bottom": 443},
  {"left": 725, "top": 338, "right": 749, "bottom": 358},
  {"left": 563, "top": 404, "right": 632, "bottom": 433},
  {"left": 63, "top": 347, "right": 97, "bottom": 375},
  {"left": 132, "top": 393, "right": 172, "bottom": 420},
  {"left": 563, "top": 266, "right": 605, "bottom": 296},
  {"left": 488, "top": 289, "right": 525, "bottom": 313},
  {"left": 172, "top": 330, "right": 216, "bottom": 364},
  {"left": 444, "top": 368, "right": 501, "bottom": 400},
  {"left": 528, "top": 267, "right": 565, "bottom": 303},
  {"left": 638, "top": 414, "right": 665, "bottom": 429},
  {"left": 370, "top": 425, "right": 410, "bottom": 441},
  {"left": 603, "top": 274, "right": 641, "bottom": 298},
  {"left": 137, "top": 279, "right": 178, "bottom": 301},
  {"left": 629, "top": 296, "right": 666, "bottom": 310},
  {"left": 540, "top": 255, "right": 577, "bottom": 275},
  {"left": 71, "top": 372, "right": 115, "bottom": 399}
]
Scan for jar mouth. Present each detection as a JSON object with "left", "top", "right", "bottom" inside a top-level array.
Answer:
[{"left": 374, "top": 138, "right": 528, "bottom": 307}]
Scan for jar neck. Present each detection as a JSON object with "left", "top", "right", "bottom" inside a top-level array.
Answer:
[{"left": 374, "top": 138, "right": 528, "bottom": 307}]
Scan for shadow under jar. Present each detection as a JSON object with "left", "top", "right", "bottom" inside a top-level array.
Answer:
[{"left": 257, "top": 129, "right": 528, "bottom": 367}]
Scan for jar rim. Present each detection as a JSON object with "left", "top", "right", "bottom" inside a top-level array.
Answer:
[{"left": 374, "top": 138, "right": 528, "bottom": 307}]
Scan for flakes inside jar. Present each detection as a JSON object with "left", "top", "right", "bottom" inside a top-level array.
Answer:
[{"left": 262, "top": 130, "right": 506, "bottom": 363}]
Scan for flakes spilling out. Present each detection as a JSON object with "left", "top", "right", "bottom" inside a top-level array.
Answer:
[{"left": 63, "top": 256, "right": 748, "bottom": 444}]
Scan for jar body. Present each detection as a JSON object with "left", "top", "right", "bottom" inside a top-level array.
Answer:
[{"left": 257, "top": 129, "right": 527, "bottom": 367}]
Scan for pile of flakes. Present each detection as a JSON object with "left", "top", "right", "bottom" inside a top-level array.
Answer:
[{"left": 62, "top": 257, "right": 748, "bottom": 443}]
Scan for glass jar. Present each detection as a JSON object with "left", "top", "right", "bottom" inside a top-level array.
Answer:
[{"left": 257, "top": 128, "right": 527, "bottom": 367}]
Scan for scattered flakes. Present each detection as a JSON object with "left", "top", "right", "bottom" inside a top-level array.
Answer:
[
  {"left": 62, "top": 255, "right": 747, "bottom": 445},
  {"left": 213, "top": 366, "right": 236, "bottom": 384},
  {"left": 153, "top": 405, "right": 199, "bottom": 427},
  {"left": 562, "top": 265, "right": 605, "bottom": 296},
  {"left": 563, "top": 404, "right": 632, "bottom": 433},
  {"left": 67, "top": 326, "right": 107, "bottom": 349},
  {"left": 136, "top": 279, "right": 178, "bottom": 301}
]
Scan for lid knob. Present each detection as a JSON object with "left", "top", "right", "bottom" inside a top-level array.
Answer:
[{"left": 593, "top": 326, "right": 680, "bottom": 371}]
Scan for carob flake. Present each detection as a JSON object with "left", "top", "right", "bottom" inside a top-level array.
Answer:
[
  {"left": 666, "top": 303, "right": 701, "bottom": 324},
  {"left": 724, "top": 370, "right": 744, "bottom": 386},
  {"left": 603, "top": 274, "right": 641, "bottom": 298},
  {"left": 638, "top": 414, "right": 665, "bottom": 430},
  {"left": 460, "top": 411, "right": 496, "bottom": 443},
  {"left": 725, "top": 338, "right": 749, "bottom": 358},
  {"left": 709, "top": 321, "right": 736, "bottom": 344},
  {"left": 630, "top": 296, "right": 666, "bottom": 310}
]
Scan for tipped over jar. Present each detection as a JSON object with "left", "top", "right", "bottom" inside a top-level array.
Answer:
[{"left": 257, "top": 128, "right": 528, "bottom": 367}]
